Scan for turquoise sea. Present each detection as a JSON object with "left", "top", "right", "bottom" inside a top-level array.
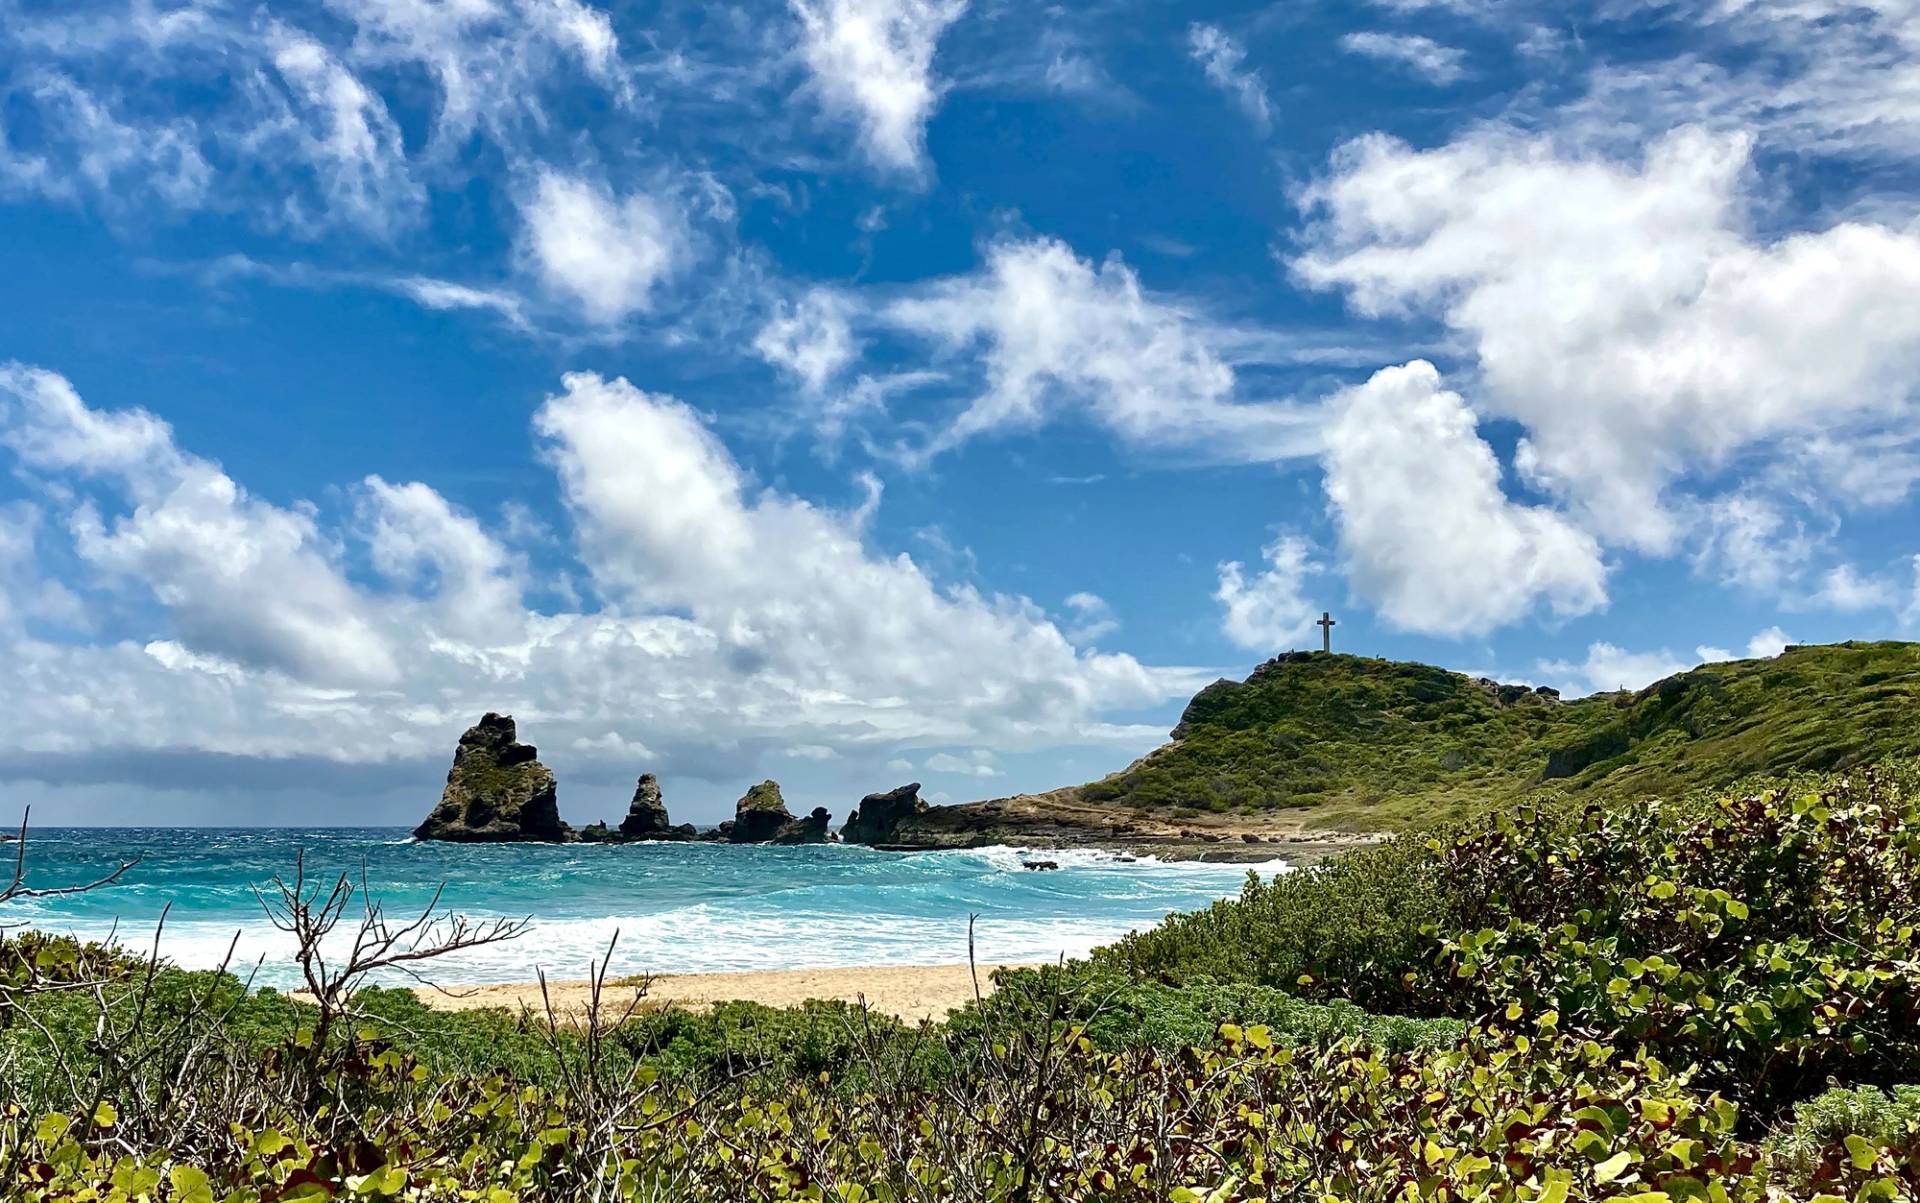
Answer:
[{"left": 2, "top": 829, "right": 1284, "bottom": 987}]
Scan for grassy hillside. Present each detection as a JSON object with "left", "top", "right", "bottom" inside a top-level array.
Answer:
[{"left": 1078, "top": 640, "right": 1920, "bottom": 830}]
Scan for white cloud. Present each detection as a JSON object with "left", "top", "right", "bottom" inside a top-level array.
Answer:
[
  {"left": 790, "top": 0, "right": 968, "bottom": 176},
  {"left": 755, "top": 288, "right": 860, "bottom": 393},
  {"left": 1215, "top": 535, "right": 1323, "bottom": 652},
  {"left": 1540, "top": 642, "right": 1690, "bottom": 696},
  {"left": 924, "top": 750, "right": 1001, "bottom": 777},
  {"left": 1061, "top": 592, "right": 1118, "bottom": 646},
  {"left": 0, "top": 501, "right": 87, "bottom": 632},
  {"left": 1339, "top": 32, "right": 1468, "bottom": 85},
  {"left": 0, "top": 364, "right": 1204, "bottom": 790},
  {"left": 0, "top": 362, "right": 399, "bottom": 687},
  {"left": 528, "top": 371, "right": 1193, "bottom": 744},
  {"left": 1573, "top": 0, "right": 1920, "bottom": 162},
  {"left": 1298, "top": 126, "right": 1920, "bottom": 554},
  {"left": 320, "top": 0, "right": 627, "bottom": 149},
  {"left": 885, "top": 237, "right": 1319, "bottom": 463},
  {"left": 0, "top": 0, "right": 627, "bottom": 234},
  {"left": 1692, "top": 493, "right": 1814, "bottom": 593},
  {"left": 262, "top": 26, "right": 423, "bottom": 235},
  {"left": 1187, "top": 24, "right": 1273, "bottom": 131},
  {"left": 1698, "top": 626, "right": 1793, "bottom": 663},
  {"left": 1812, "top": 563, "right": 1898, "bottom": 612},
  {"left": 359, "top": 476, "right": 525, "bottom": 641},
  {"left": 1321, "top": 361, "right": 1608, "bottom": 637},
  {"left": 391, "top": 278, "right": 528, "bottom": 325},
  {"left": 1744, "top": 625, "right": 1792, "bottom": 659},
  {"left": 519, "top": 171, "right": 689, "bottom": 323},
  {"left": 0, "top": 71, "right": 211, "bottom": 210}
]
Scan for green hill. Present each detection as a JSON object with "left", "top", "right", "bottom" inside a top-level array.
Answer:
[{"left": 1077, "top": 640, "right": 1920, "bottom": 831}]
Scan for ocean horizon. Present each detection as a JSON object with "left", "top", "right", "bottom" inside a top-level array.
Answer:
[{"left": 4, "top": 827, "right": 1284, "bottom": 988}]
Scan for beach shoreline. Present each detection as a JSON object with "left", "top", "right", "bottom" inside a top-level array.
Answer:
[{"left": 401, "top": 962, "right": 1043, "bottom": 1024}]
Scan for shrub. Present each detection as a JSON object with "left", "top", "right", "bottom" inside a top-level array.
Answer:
[
  {"left": 959, "top": 963, "right": 1463, "bottom": 1055},
  {"left": 1096, "top": 830, "right": 1453, "bottom": 1010},
  {"left": 1101, "top": 768, "right": 1920, "bottom": 1121}
]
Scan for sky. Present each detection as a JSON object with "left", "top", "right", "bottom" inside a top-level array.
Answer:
[{"left": 2, "top": 0, "right": 1919, "bottom": 827}]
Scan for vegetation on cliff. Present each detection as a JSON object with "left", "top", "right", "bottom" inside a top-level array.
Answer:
[{"left": 1076, "top": 640, "right": 1920, "bottom": 830}]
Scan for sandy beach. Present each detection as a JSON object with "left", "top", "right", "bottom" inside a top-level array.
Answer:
[{"left": 407, "top": 962, "right": 1041, "bottom": 1024}]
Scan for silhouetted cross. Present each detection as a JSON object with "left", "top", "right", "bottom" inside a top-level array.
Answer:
[{"left": 1316, "top": 611, "right": 1336, "bottom": 653}]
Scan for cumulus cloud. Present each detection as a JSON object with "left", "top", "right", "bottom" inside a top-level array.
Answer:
[
  {"left": 1297, "top": 126, "right": 1920, "bottom": 555},
  {"left": 1810, "top": 563, "right": 1899, "bottom": 613},
  {"left": 1187, "top": 24, "right": 1273, "bottom": 131},
  {"left": 519, "top": 171, "right": 690, "bottom": 323},
  {"left": 0, "top": 364, "right": 1200, "bottom": 793},
  {"left": 790, "top": 0, "right": 968, "bottom": 176},
  {"left": 1339, "top": 32, "right": 1468, "bottom": 85},
  {"left": 1, "top": 364, "right": 401, "bottom": 687},
  {"left": 1553, "top": 625, "right": 1793, "bottom": 696},
  {"left": 1539, "top": 642, "right": 1688, "bottom": 696},
  {"left": 1215, "top": 536, "right": 1323, "bottom": 652},
  {"left": 1321, "top": 361, "right": 1608, "bottom": 637},
  {"left": 885, "top": 237, "right": 1319, "bottom": 463},
  {"left": 924, "top": 750, "right": 1001, "bottom": 777}
]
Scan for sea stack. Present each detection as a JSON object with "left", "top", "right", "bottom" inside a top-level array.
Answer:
[
  {"left": 772, "top": 806, "right": 832, "bottom": 845},
  {"left": 841, "top": 782, "right": 928, "bottom": 845},
  {"left": 619, "top": 774, "right": 696, "bottom": 841},
  {"left": 414, "top": 714, "right": 568, "bottom": 842},
  {"left": 727, "top": 779, "right": 796, "bottom": 843}
]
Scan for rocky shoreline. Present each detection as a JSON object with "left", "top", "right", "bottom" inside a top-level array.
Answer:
[{"left": 412, "top": 712, "right": 1375, "bottom": 861}]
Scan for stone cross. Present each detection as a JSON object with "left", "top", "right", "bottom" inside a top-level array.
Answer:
[{"left": 1316, "top": 611, "right": 1336, "bottom": 653}]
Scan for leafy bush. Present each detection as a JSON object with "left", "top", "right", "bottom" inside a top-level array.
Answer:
[
  {"left": 1097, "top": 831, "right": 1452, "bottom": 1010},
  {"left": 1103, "top": 767, "right": 1920, "bottom": 1121},
  {"left": 960, "top": 962, "right": 1462, "bottom": 1054}
]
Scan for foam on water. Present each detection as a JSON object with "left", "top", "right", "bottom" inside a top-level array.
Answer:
[{"left": 4, "top": 828, "right": 1289, "bottom": 986}]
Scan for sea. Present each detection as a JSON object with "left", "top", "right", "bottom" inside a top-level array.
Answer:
[{"left": 1, "top": 829, "right": 1285, "bottom": 988}]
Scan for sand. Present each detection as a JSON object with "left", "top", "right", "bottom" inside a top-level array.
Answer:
[{"left": 407, "top": 962, "right": 1041, "bottom": 1024}]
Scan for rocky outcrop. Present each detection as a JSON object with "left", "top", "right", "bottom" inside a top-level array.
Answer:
[
  {"left": 727, "top": 780, "right": 795, "bottom": 844},
  {"left": 578, "top": 773, "right": 697, "bottom": 843},
  {"left": 772, "top": 806, "right": 832, "bottom": 845},
  {"left": 841, "top": 783, "right": 929, "bottom": 845},
  {"left": 619, "top": 774, "right": 695, "bottom": 840},
  {"left": 414, "top": 714, "right": 569, "bottom": 843}
]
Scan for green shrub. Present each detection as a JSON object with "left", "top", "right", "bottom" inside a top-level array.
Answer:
[
  {"left": 1096, "top": 830, "right": 1453, "bottom": 1010},
  {"left": 958, "top": 963, "right": 1462, "bottom": 1055},
  {"left": 1101, "top": 767, "right": 1920, "bottom": 1121}
]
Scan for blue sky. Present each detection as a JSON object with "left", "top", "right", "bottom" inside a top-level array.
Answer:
[{"left": 2, "top": 0, "right": 1918, "bottom": 826}]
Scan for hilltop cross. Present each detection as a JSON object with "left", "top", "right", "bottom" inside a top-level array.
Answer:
[{"left": 1317, "top": 611, "right": 1336, "bottom": 653}]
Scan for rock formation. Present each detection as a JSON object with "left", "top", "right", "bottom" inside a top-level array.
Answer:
[
  {"left": 578, "top": 773, "right": 698, "bottom": 843},
  {"left": 414, "top": 714, "right": 569, "bottom": 842},
  {"left": 619, "top": 774, "right": 696, "bottom": 840},
  {"left": 727, "top": 780, "right": 796, "bottom": 844},
  {"left": 772, "top": 806, "right": 832, "bottom": 845},
  {"left": 841, "top": 782, "right": 928, "bottom": 845}
]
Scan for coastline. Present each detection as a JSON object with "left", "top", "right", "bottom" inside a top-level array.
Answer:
[{"left": 405, "top": 962, "right": 1042, "bottom": 1023}]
